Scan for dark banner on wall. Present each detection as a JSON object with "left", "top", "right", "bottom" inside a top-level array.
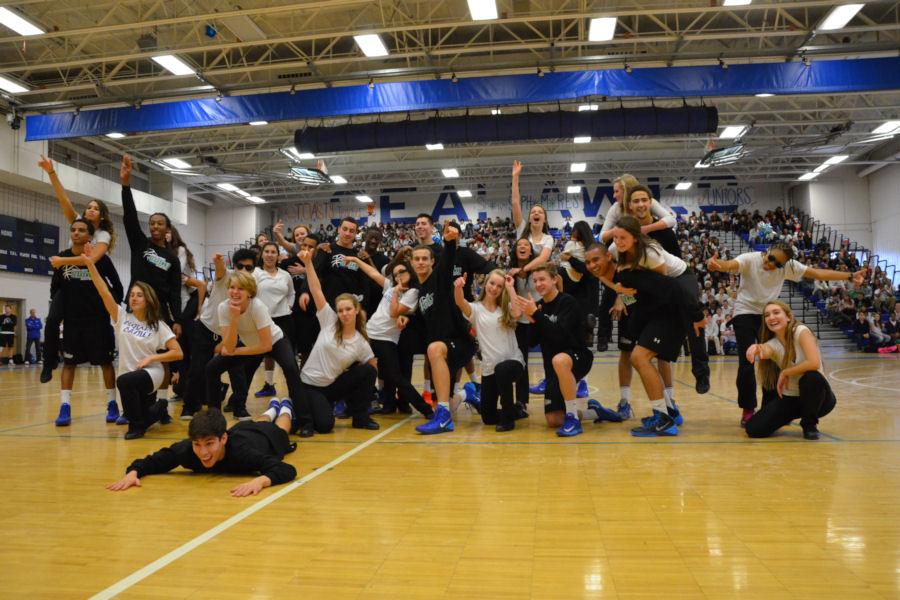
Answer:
[{"left": 0, "top": 216, "right": 57, "bottom": 276}]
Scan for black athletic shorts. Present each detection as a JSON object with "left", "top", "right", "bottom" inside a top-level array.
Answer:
[
  {"left": 617, "top": 310, "right": 636, "bottom": 352},
  {"left": 543, "top": 348, "right": 593, "bottom": 413},
  {"left": 443, "top": 337, "right": 476, "bottom": 374},
  {"left": 0, "top": 334, "right": 13, "bottom": 348},
  {"left": 63, "top": 318, "right": 114, "bottom": 366},
  {"left": 636, "top": 318, "right": 682, "bottom": 362}
]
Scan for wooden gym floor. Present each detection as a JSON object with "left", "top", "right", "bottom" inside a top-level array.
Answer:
[{"left": 0, "top": 351, "right": 898, "bottom": 599}]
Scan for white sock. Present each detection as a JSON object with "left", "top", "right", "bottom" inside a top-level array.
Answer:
[
  {"left": 424, "top": 379, "right": 432, "bottom": 393},
  {"left": 262, "top": 403, "right": 279, "bottom": 421},
  {"left": 651, "top": 398, "right": 667, "bottom": 414},
  {"left": 265, "top": 370, "right": 275, "bottom": 386},
  {"left": 106, "top": 389, "right": 116, "bottom": 403},
  {"left": 453, "top": 382, "right": 462, "bottom": 396},
  {"left": 376, "top": 379, "right": 384, "bottom": 391},
  {"left": 664, "top": 387, "right": 675, "bottom": 408},
  {"left": 565, "top": 399, "right": 579, "bottom": 418},
  {"left": 279, "top": 402, "right": 293, "bottom": 419},
  {"left": 60, "top": 389, "right": 72, "bottom": 405},
  {"left": 157, "top": 388, "right": 168, "bottom": 401},
  {"left": 439, "top": 400, "right": 450, "bottom": 410},
  {"left": 620, "top": 387, "right": 631, "bottom": 403}
]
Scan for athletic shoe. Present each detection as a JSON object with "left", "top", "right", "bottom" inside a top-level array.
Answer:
[
  {"left": 267, "top": 398, "right": 282, "bottom": 417},
  {"left": 616, "top": 400, "right": 633, "bottom": 420},
  {"left": 54, "top": 403, "right": 71, "bottom": 427},
  {"left": 597, "top": 341, "right": 609, "bottom": 352},
  {"left": 279, "top": 398, "right": 294, "bottom": 414},
  {"left": 415, "top": 405, "right": 454, "bottom": 435},
  {"left": 222, "top": 401, "right": 234, "bottom": 413},
  {"left": 352, "top": 417, "right": 380, "bottom": 430},
  {"left": 115, "top": 414, "right": 129, "bottom": 426},
  {"left": 105, "top": 401, "right": 120, "bottom": 423},
  {"left": 741, "top": 409, "right": 755, "bottom": 428},
  {"left": 40, "top": 362, "right": 54, "bottom": 384},
  {"left": 529, "top": 379, "right": 546, "bottom": 394},
  {"left": 334, "top": 399, "right": 349, "bottom": 419},
  {"left": 157, "top": 400, "right": 172, "bottom": 425},
  {"left": 462, "top": 382, "right": 481, "bottom": 413},
  {"left": 179, "top": 407, "right": 195, "bottom": 421},
  {"left": 576, "top": 379, "right": 589, "bottom": 398},
  {"left": 802, "top": 426, "right": 820, "bottom": 441},
  {"left": 255, "top": 383, "right": 277, "bottom": 398},
  {"left": 586, "top": 399, "right": 623, "bottom": 423},
  {"left": 695, "top": 376, "right": 710, "bottom": 394},
  {"left": 514, "top": 402, "right": 529, "bottom": 420},
  {"left": 631, "top": 411, "right": 678, "bottom": 437},
  {"left": 232, "top": 405, "right": 252, "bottom": 421},
  {"left": 495, "top": 421, "right": 515, "bottom": 432},
  {"left": 668, "top": 403, "right": 684, "bottom": 426},
  {"left": 124, "top": 430, "right": 145, "bottom": 440},
  {"left": 556, "top": 413, "right": 583, "bottom": 437}
]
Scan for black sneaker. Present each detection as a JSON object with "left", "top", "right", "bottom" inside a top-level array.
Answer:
[
  {"left": 157, "top": 400, "right": 172, "bottom": 425},
  {"left": 802, "top": 426, "right": 820, "bottom": 440},
  {"left": 514, "top": 402, "right": 529, "bottom": 420},
  {"left": 40, "top": 362, "right": 54, "bottom": 384},
  {"left": 352, "top": 417, "right": 380, "bottom": 430},
  {"left": 495, "top": 421, "right": 515, "bottom": 432},
  {"left": 695, "top": 376, "right": 710, "bottom": 394},
  {"left": 180, "top": 406, "right": 195, "bottom": 421},
  {"left": 597, "top": 341, "right": 609, "bottom": 352},
  {"left": 299, "top": 424, "right": 314, "bottom": 438},
  {"left": 232, "top": 405, "right": 252, "bottom": 421},
  {"left": 222, "top": 401, "right": 234, "bottom": 413}
]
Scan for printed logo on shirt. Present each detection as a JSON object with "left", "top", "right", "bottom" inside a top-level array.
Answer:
[
  {"left": 122, "top": 317, "right": 155, "bottom": 339},
  {"left": 62, "top": 265, "right": 92, "bottom": 281},
  {"left": 332, "top": 254, "right": 359, "bottom": 271},
  {"left": 143, "top": 249, "right": 172, "bottom": 271},
  {"left": 452, "top": 266, "right": 462, "bottom": 277},
  {"left": 547, "top": 314, "right": 558, "bottom": 323},
  {"left": 419, "top": 292, "right": 434, "bottom": 314}
]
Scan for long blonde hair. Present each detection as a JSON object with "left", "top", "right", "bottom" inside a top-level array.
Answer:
[
  {"left": 614, "top": 174, "right": 640, "bottom": 205},
  {"left": 333, "top": 293, "right": 369, "bottom": 345},
  {"left": 757, "top": 300, "right": 800, "bottom": 391},
  {"left": 477, "top": 269, "right": 517, "bottom": 329}
]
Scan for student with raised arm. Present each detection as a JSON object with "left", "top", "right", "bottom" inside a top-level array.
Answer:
[
  {"left": 342, "top": 252, "right": 432, "bottom": 418},
  {"left": 707, "top": 241, "right": 865, "bottom": 426},
  {"left": 297, "top": 247, "right": 379, "bottom": 436},
  {"left": 744, "top": 301, "right": 835, "bottom": 440},
  {"left": 107, "top": 408, "right": 297, "bottom": 496},
  {"left": 454, "top": 270, "right": 525, "bottom": 432},
  {"left": 510, "top": 160, "right": 553, "bottom": 273},
  {"left": 81, "top": 246, "right": 182, "bottom": 440}
]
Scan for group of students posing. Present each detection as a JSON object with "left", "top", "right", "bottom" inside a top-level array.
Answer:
[{"left": 35, "top": 156, "right": 862, "bottom": 492}]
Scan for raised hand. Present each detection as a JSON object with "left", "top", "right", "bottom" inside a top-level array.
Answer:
[
  {"left": 273, "top": 220, "right": 284, "bottom": 237},
  {"left": 298, "top": 248, "right": 312, "bottom": 265},
  {"left": 454, "top": 274, "right": 467, "bottom": 290},
  {"left": 851, "top": 268, "right": 867, "bottom": 288},
  {"left": 442, "top": 221, "right": 459, "bottom": 242},
  {"left": 512, "top": 160, "right": 523, "bottom": 177},
  {"left": 515, "top": 295, "right": 538, "bottom": 317},
  {"left": 707, "top": 251, "right": 723, "bottom": 272},
  {"left": 120, "top": 154, "right": 133, "bottom": 185},
  {"left": 38, "top": 154, "right": 54, "bottom": 174}
]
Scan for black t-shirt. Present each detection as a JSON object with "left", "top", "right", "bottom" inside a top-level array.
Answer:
[
  {"left": 415, "top": 239, "right": 469, "bottom": 342},
  {"left": 50, "top": 249, "right": 124, "bottom": 321},
  {"left": 529, "top": 292, "right": 588, "bottom": 357},
  {"left": 647, "top": 218, "right": 682, "bottom": 258},
  {"left": 0, "top": 314, "right": 16, "bottom": 334},
  {"left": 451, "top": 246, "right": 495, "bottom": 301},
  {"left": 363, "top": 251, "right": 390, "bottom": 315},
  {"left": 312, "top": 243, "right": 368, "bottom": 306}
]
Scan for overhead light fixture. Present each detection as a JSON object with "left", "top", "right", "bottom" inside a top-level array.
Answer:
[
  {"left": 216, "top": 183, "right": 240, "bottom": 192},
  {"left": 588, "top": 17, "right": 617, "bottom": 42},
  {"left": 151, "top": 54, "right": 196, "bottom": 76},
  {"left": 798, "top": 172, "right": 819, "bottom": 181},
  {"left": 458, "top": 190, "right": 473, "bottom": 198},
  {"left": 574, "top": 136, "right": 591, "bottom": 144},
  {"left": 442, "top": 168, "right": 459, "bottom": 178},
  {"left": 578, "top": 104, "right": 599, "bottom": 111},
  {"left": 466, "top": 0, "right": 498, "bottom": 20},
  {"left": 719, "top": 125, "right": 748, "bottom": 139},
  {"left": 570, "top": 162, "right": 587, "bottom": 173},
  {"left": 161, "top": 157, "right": 192, "bottom": 169},
  {"left": 330, "top": 175, "right": 347, "bottom": 184},
  {"left": 425, "top": 143, "right": 444, "bottom": 151},
  {"left": 694, "top": 161, "right": 710, "bottom": 169},
  {"left": 0, "top": 74, "right": 29, "bottom": 94},
  {"left": 0, "top": 7, "right": 44, "bottom": 36},
  {"left": 823, "top": 155, "right": 849, "bottom": 166},
  {"left": 872, "top": 120, "right": 900, "bottom": 135},
  {"left": 567, "top": 185, "right": 582, "bottom": 194},
  {"left": 248, "top": 120, "right": 268, "bottom": 126},
  {"left": 675, "top": 182, "right": 693, "bottom": 191},
  {"left": 818, "top": 3, "right": 865, "bottom": 31},
  {"left": 491, "top": 108, "right": 502, "bottom": 115},
  {"left": 105, "top": 132, "right": 126, "bottom": 139},
  {"left": 813, "top": 164, "right": 829, "bottom": 173},
  {"left": 236, "top": 190, "right": 252, "bottom": 198},
  {"left": 281, "top": 147, "right": 315, "bottom": 161},
  {"left": 247, "top": 196, "right": 265, "bottom": 204},
  {"left": 723, "top": 0, "right": 752, "bottom": 6},
  {"left": 755, "top": 93, "right": 775, "bottom": 98},
  {"left": 356, "top": 195, "right": 374, "bottom": 203},
  {"left": 354, "top": 34, "right": 389, "bottom": 57}
]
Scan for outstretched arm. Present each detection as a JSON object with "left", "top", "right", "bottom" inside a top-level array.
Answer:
[
  {"left": 344, "top": 255, "right": 386, "bottom": 288},
  {"left": 38, "top": 155, "right": 78, "bottom": 224},
  {"left": 454, "top": 275, "right": 472, "bottom": 318},
  {"left": 706, "top": 251, "right": 740, "bottom": 274},
  {"left": 804, "top": 267, "right": 866, "bottom": 287},
  {"left": 299, "top": 249, "right": 327, "bottom": 311},
  {"left": 511, "top": 160, "right": 523, "bottom": 229},
  {"left": 83, "top": 250, "right": 119, "bottom": 321}
]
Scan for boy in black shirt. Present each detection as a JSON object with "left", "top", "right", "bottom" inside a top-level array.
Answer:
[
  {"left": 108, "top": 408, "right": 297, "bottom": 496},
  {"left": 0, "top": 304, "right": 15, "bottom": 365},
  {"left": 306, "top": 217, "right": 368, "bottom": 307}
]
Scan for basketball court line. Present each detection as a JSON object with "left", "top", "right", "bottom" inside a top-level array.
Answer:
[
  {"left": 829, "top": 365, "right": 900, "bottom": 393},
  {"left": 87, "top": 415, "right": 413, "bottom": 600}
]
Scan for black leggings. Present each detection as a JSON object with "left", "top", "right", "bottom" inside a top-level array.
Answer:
[
  {"left": 305, "top": 363, "right": 377, "bottom": 431},
  {"left": 171, "top": 293, "right": 199, "bottom": 395},
  {"left": 675, "top": 270, "right": 709, "bottom": 382},
  {"left": 117, "top": 369, "right": 161, "bottom": 435},
  {"left": 480, "top": 360, "right": 524, "bottom": 426},
  {"left": 732, "top": 314, "right": 777, "bottom": 410},
  {"left": 514, "top": 323, "right": 532, "bottom": 405},
  {"left": 43, "top": 289, "right": 64, "bottom": 368},
  {"left": 745, "top": 371, "right": 836, "bottom": 438},
  {"left": 370, "top": 339, "right": 433, "bottom": 417},
  {"left": 184, "top": 322, "right": 246, "bottom": 412}
]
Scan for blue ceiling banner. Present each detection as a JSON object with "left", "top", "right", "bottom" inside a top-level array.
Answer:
[{"left": 25, "top": 56, "right": 900, "bottom": 141}]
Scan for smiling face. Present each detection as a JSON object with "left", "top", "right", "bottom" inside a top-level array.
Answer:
[
  {"left": 532, "top": 269, "right": 555, "bottom": 297},
  {"left": 612, "top": 227, "right": 636, "bottom": 254},
  {"left": 585, "top": 246, "right": 611, "bottom": 279},
  {"left": 148, "top": 214, "right": 169, "bottom": 242},
  {"left": 411, "top": 248, "right": 434, "bottom": 278},
  {"left": 628, "top": 190, "right": 652, "bottom": 220},
  {"left": 292, "top": 225, "right": 309, "bottom": 245},
  {"left": 364, "top": 231, "right": 382, "bottom": 253},
  {"left": 261, "top": 244, "right": 279, "bottom": 268},
  {"left": 483, "top": 273, "right": 505, "bottom": 301},
  {"left": 192, "top": 434, "right": 227, "bottom": 468},
  {"left": 529, "top": 206, "right": 546, "bottom": 229},
  {"left": 228, "top": 282, "right": 251, "bottom": 305},
  {"left": 391, "top": 264, "right": 411, "bottom": 288},
  {"left": 415, "top": 216, "right": 433, "bottom": 242},
  {"left": 515, "top": 238, "right": 532, "bottom": 261},
  {"left": 128, "top": 285, "right": 147, "bottom": 313},
  {"left": 337, "top": 220, "right": 357, "bottom": 246},
  {"left": 763, "top": 303, "right": 790, "bottom": 334},
  {"left": 335, "top": 298, "right": 358, "bottom": 327}
]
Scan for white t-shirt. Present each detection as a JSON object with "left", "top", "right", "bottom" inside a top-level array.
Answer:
[
  {"left": 516, "top": 222, "right": 554, "bottom": 256},
  {"left": 466, "top": 302, "right": 523, "bottom": 376},
  {"left": 92, "top": 229, "right": 111, "bottom": 248},
  {"left": 366, "top": 280, "right": 419, "bottom": 344},
  {"left": 217, "top": 297, "right": 284, "bottom": 348},
  {"left": 301, "top": 304, "right": 374, "bottom": 387},
  {"left": 253, "top": 267, "right": 294, "bottom": 318},
  {"left": 763, "top": 324, "right": 824, "bottom": 397},
  {"left": 199, "top": 271, "right": 230, "bottom": 335},
  {"left": 734, "top": 252, "right": 808, "bottom": 316},
  {"left": 600, "top": 199, "right": 676, "bottom": 237},
  {"left": 177, "top": 246, "right": 192, "bottom": 311},
  {"left": 609, "top": 244, "right": 686, "bottom": 277},
  {"left": 114, "top": 306, "right": 175, "bottom": 390}
]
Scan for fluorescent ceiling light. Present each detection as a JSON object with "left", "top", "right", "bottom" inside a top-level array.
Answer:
[
  {"left": 675, "top": 182, "right": 693, "bottom": 191},
  {"left": 151, "top": 54, "right": 196, "bottom": 76},
  {"left": 574, "top": 136, "right": 591, "bottom": 144},
  {"left": 281, "top": 147, "right": 315, "bottom": 161},
  {"left": 106, "top": 132, "right": 126, "bottom": 139},
  {"left": 354, "top": 34, "right": 389, "bottom": 57},
  {"left": 356, "top": 195, "right": 374, "bottom": 203},
  {"left": 491, "top": 109, "right": 502, "bottom": 115},
  {"left": 216, "top": 183, "right": 240, "bottom": 192},
  {"left": 567, "top": 185, "right": 582, "bottom": 194},
  {"left": 755, "top": 93, "right": 774, "bottom": 97},
  {"left": 330, "top": 175, "right": 347, "bottom": 184},
  {"left": 248, "top": 120, "right": 268, "bottom": 126},
  {"left": 818, "top": 3, "right": 865, "bottom": 31},
  {"left": 425, "top": 143, "right": 444, "bottom": 151},
  {"left": 578, "top": 104, "right": 599, "bottom": 111},
  {"left": 442, "top": 168, "right": 459, "bottom": 178},
  {"left": 247, "top": 196, "right": 265, "bottom": 204},
  {"left": 0, "top": 74, "right": 28, "bottom": 94},
  {"left": 467, "top": 0, "right": 498, "bottom": 20},
  {"left": 236, "top": 190, "right": 252, "bottom": 198},
  {"left": 458, "top": 190, "right": 473, "bottom": 198},
  {"left": 823, "top": 155, "right": 849, "bottom": 165},
  {"left": 798, "top": 172, "right": 819, "bottom": 181},
  {"left": 0, "top": 7, "right": 44, "bottom": 36},
  {"left": 588, "top": 17, "right": 617, "bottom": 42},
  {"left": 813, "top": 164, "right": 829, "bottom": 173},
  {"left": 723, "top": 0, "right": 752, "bottom": 6},
  {"left": 161, "top": 157, "right": 192, "bottom": 169},
  {"left": 694, "top": 161, "right": 710, "bottom": 169},
  {"left": 570, "top": 162, "right": 587, "bottom": 173},
  {"left": 719, "top": 125, "right": 748, "bottom": 139},
  {"left": 872, "top": 120, "right": 900, "bottom": 135}
]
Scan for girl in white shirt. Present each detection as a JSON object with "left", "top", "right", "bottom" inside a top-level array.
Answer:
[
  {"left": 250, "top": 242, "right": 296, "bottom": 397},
  {"left": 510, "top": 160, "right": 554, "bottom": 273},
  {"left": 454, "top": 270, "right": 525, "bottom": 432},
  {"left": 744, "top": 301, "right": 835, "bottom": 440},
  {"left": 84, "top": 257, "right": 182, "bottom": 440},
  {"left": 599, "top": 173, "right": 676, "bottom": 245},
  {"left": 298, "top": 248, "right": 379, "bottom": 436}
]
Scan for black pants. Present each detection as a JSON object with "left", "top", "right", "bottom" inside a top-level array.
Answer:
[
  {"left": 675, "top": 270, "right": 709, "bottom": 382},
  {"left": 514, "top": 323, "right": 532, "bottom": 405},
  {"left": 480, "top": 360, "right": 524, "bottom": 426},
  {"left": 732, "top": 314, "right": 777, "bottom": 410},
  {"left": 596, "top": 283, "right": 616, "bottom": 348},
  {"left": 184, "top": 322, "right": 246, "bottom": 412},
  {"left": 25, "top": 338, "right": 42, "bottom": 362},
  {"left": 306, "top": 362, "right": 377, "bottom": 431},
  {"left": 746, "top": 372, "right": 836, "bottom": 438},
  {"left": 371, "top": 339, "right": 433, "bottom": 417},
  {"left": 398, "top": 318, "right": 427, "bottom": 382},
  {"left": 117, "top": 369, "right": 162, "bottom": 435},
  {"left": 43, "top": 290, "right": 64, "bottom": 368},
  {"left": 171, "top": 294, "right": 199, "bottom": 397},
  {"left": 273, "top": 314, "right": 296, "bottom": 355}
]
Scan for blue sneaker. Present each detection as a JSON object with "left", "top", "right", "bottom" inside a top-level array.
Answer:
[
  {"left": 415, "top": 405, "right": 454, "bottom": 435},
  {"left": 254, "top": 383, "right": 277, "bottom": 398},
  {"left": 462, "top": 382, "right": 481, "bottom": 413},
  {"left": 586, "top": 399, "right": 623, "bottom": 423},
  {"left": 105, "top": 400, "right": 120, "bottom": 423},
  {"left": 668, "top": 402, "right": 684, "bottom": 426},
  {"left": 556, "top": 413, "right": 583, "bottom": 437},
  {"left": 115, "top": 414, "right": 129, "bottom": 426},
  {"left": 55, "top": 403, "right": 71, "bottom": 427},
  {"left": 631, "top": 411, "right": 678, "bottom": 437},
  {"left": 334, "top": 399, "right": 349, "bottom": 419},
  {"left": 267, "top": 398, "right": 281, "bottom": 417},
  {"left": 529, "top": 379, "right": 546, "bottom": 395},
  {"left": 617, "top": 400, "right": 633, "bottom": 420},
  {"left": 576, "top": 379, "right": 589, "bottom": 398}
]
